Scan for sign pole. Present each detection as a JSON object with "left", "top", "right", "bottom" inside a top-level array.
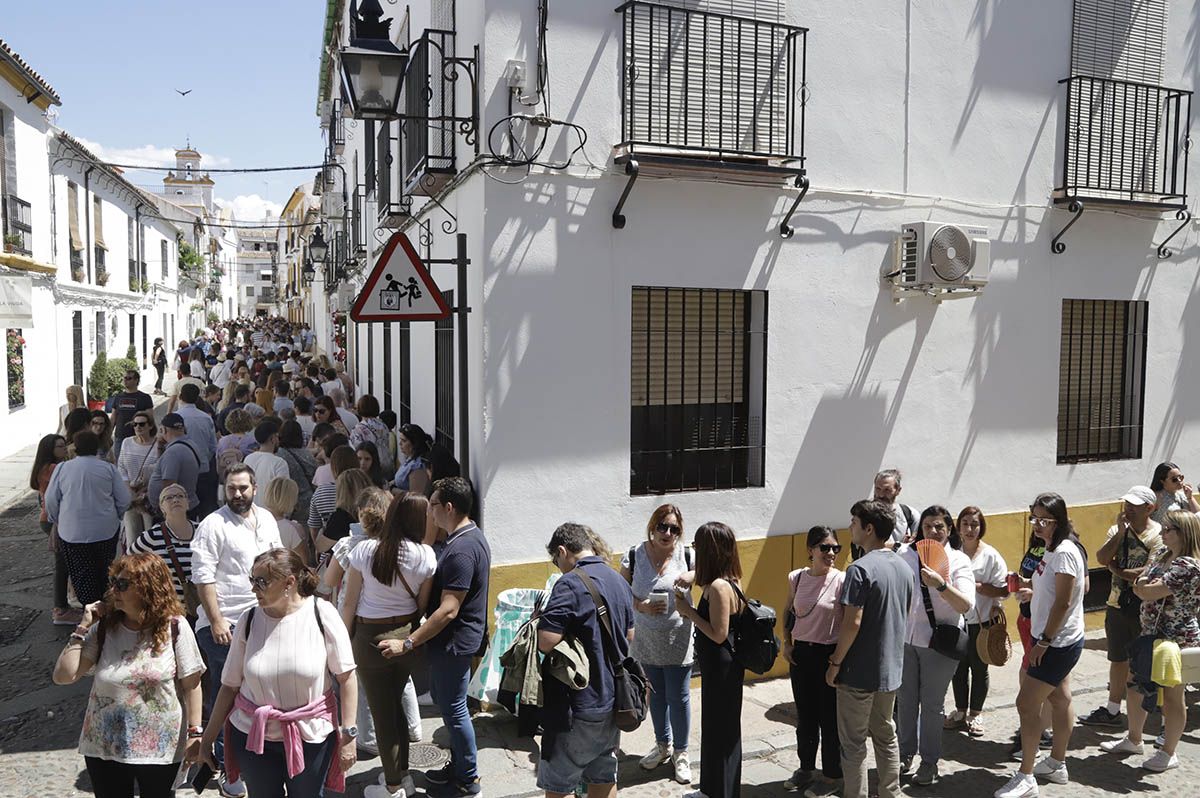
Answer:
[{"left": 456, "top": 232, "right": 471, "bottom": 481}]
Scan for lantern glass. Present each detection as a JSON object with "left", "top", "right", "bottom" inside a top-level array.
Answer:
[{"left": 340, "top": 43, "right": 407, "bottom": 120}]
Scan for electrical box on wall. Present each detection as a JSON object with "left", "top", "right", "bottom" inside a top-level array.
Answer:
[{"left": 504, "top": 59, "right": 527, "bottom": 89}]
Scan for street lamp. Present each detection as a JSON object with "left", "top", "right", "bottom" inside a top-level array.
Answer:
[
  {"left": 308, "top": 227, "right": 329, "bottom": 263},
  {"left": 339, "top": 0, "right": 407, "bottom": 121}
]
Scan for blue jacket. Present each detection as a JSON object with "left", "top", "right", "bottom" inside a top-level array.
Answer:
[{"left": 45, "top": 456, "right": 130, "bottom": 544}]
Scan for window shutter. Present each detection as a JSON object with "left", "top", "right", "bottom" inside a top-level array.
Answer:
[
  {"left": 67, "top": 182, "right": 82, "bottom": 251},
  {"left": 93, "top": 195, "right": 106, "bottom": 249},
  {"left": 1070, "top": 0, "right": 1166, "bottom": 83}
]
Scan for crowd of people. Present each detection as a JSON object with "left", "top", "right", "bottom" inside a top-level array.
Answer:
[{"left": 33, "top": 316, "right": 1200, "bottom": 798}]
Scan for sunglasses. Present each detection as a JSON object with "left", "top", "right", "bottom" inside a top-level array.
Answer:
[
  {"left": 1029, "top": 517, "right": 1056, "bottom": 528},
  {"left": 109, "top": 576, "right": 132, "bottom": 592},
  {"left": 656, "top": 522, "right": 682, "bottom": 536},
  {"left": 132, "top": 421, "right": 150, "bottom": 428},
  {"left": 249, "top": 575, "right": 273, "bottom": 591},
  {"left": 816, "top": 543, "right": 843, "bottom": 554}
]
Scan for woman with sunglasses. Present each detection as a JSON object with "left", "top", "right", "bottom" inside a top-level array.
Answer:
[
  {"left": 117, "top": 413, "right": 161, "bottom": 549},
  {"left": 314, "top": 395, "right": 350, "bottom": 437},
  {"left": 995, "top": 494, "right": 1087, "bottom": 798},
  {"left": 132, "top": 485, "right": 198, "bottom": 619},
  {"left": 31, "top": 434, "right": 76, "bottom": 625},
  {"left": 782, "top": 526, "right": 845, "bottom": 796},
  {"left": 53, "top": 553, "right": 205, "bottom": 798},
  {"left": 896, "top": 505, "right": 975, "bottom": 786},
  {"left": 946, "top": 507, "right": 1008, "bottom": 738},
  {"left": 194, "top": 548, "right": 358, "bottom": 797},
  {"left": 1099, "top": 511, "right": 1200, "bottom": 772},
  {"left": 89, "top": 410, "right": 114, "bottom": 462},
  {"left": 1149, "top": 462, "right": 1199, "bottom": 526},
  {"left": 620, "top": 504, "right": 695, "bottom": 785}
]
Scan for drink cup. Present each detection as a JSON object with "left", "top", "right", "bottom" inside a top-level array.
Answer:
[
  {"left": 1007, "top": 572, "right": 1020, "bottom": 594},
  {"left": 649, "top": 589, "right": 669, "bottom": 609}
]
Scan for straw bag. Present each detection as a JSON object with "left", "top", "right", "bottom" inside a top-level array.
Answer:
[{"left": 977, "top": 606, "right": 1012, "bottom": 666}]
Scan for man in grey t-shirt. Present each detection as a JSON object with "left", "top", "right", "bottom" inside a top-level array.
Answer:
[
  {"left": 147, "top": 413, "right": 201, "bottom": 517},
  {"left": 826, "top": 499, "right": 913, "bottom": 798}
]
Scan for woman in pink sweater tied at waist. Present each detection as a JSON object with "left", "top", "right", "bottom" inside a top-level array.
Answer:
[{"left": 193, "top": 548, "right": 358, "bottom": 796}]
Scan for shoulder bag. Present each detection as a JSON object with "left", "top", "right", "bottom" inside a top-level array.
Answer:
[
  {"left": 1116, "top": 530, "right": 1149, "bottom": 612},
  {"left": 575, "top": 567, "right": 649, "bottom": 732},
  {"left": 916, "top": 546, "right": 969, "bottom": 661},
  {"left": 976, "top": 606, "right": 1012, "bottom": 666},
  {"left": 161, "top": 525, "right": 200, "bottom": 619}
]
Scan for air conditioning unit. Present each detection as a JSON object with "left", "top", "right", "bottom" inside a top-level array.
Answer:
[{"left": 894, "top": 222, "right": 990, "bottom": 288}]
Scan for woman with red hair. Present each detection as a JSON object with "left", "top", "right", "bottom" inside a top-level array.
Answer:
[{"left": 52, "top": 553, "right": 205, "bottom": 798}]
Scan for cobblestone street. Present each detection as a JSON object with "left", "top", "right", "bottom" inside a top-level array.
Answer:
[{"left": 3, "top": 474, "right": 1200, "bottom": 797}]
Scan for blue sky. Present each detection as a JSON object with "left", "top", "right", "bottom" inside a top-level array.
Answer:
[{"left": 4, "top": 0, "right": 329, "bottom": 220}]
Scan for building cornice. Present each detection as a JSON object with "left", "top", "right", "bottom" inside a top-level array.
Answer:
[{"left": 0, "top": 38, "right": 62, "bottom": 108}]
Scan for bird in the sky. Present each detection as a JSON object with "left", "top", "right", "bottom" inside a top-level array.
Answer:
[{"left": 175, "top": 89, "right": 192, "bottom": 97}]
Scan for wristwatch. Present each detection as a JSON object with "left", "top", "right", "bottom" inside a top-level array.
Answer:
[
  {"left": 340, "top": 725, "right": 359, "bottom": 740},
  {"left": 403, "top": 637, "right": 416, "bottom": 653},
  {"left": 935, "top": 581, "right": 948, "bottom": 592}
]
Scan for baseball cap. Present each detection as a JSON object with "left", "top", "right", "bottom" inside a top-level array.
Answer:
[
  {"left": 282, "top": 362, "right": 297, "bottom": 374},
  {"left": 161, "top": 413, "right": 187, "bottom": 431},
  {"left": 1121, "top": 486, "right": 1157, "bottom": 506}
]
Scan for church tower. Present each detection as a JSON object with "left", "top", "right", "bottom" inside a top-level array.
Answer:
[{"left": 162, "top": 145, "right": 215, "bottom": 214}]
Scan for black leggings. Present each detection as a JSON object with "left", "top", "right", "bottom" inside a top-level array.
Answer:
[
  {"left": 84, "top": 757, "right": 179, "bottom": 798},
  {"left": 40, "top": 520, "right": 69, "bottom": 608},
  {"left": 789, "top": 641, "right": 842, "bottom": 777},
  {"left": 154, "top": 362, "right": 166, "bottom": 391},
  {"left": 951, "top": 623, "right": 990, "bottom": 712}
]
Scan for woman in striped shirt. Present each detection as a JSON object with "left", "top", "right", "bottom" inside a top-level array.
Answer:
[{"left": 131, "top": 485, "right": 195, "bottom": 608}]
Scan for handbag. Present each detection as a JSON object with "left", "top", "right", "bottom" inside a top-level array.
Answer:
[
  {"left": 916, "top": 546, "right": 968, "bottom": 661},
  {"left": 575, "top": 567, "right": 649, "bottom": 732},
  {"left": 1116, "top": 530, "right": 1148, "bottom": 612},
  {"left": 161, "top": 525, "right": 200, "bottom": 619},
  {"left": 976, "top": 606, "right": 1012, "bottom": 666}
]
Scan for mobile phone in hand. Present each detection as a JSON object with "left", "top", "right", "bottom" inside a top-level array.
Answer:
[{"left": 191, "top": 763, "right": 215, "bottom": 793}]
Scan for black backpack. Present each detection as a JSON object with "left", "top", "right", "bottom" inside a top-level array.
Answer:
[
  {"left": 575, "top": 567, "right": 650, "bottom": 732},
  {"left": 729, "top": 582, "right": 781, "bottom": 675}
]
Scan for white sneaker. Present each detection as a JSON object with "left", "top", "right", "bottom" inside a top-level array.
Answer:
[
  {"left": 218, "top": 775, "right": 247, "bottom": 798},
  {"left": 376, "top": 773, "right": 417, "bottom": 794},
  {"left": 640, "top": 742, "right": 671, "bottom": 770},
  {"left": 1031, "top": 757, "right": 1068, "bottom": 785},
  {"left": 1141, "top": 750, "right": 1180, "bottom": 772},
  {"left": 409, "top": 726, "right": 423, "bottom": 743},
  {"left": 672, "top": 750, "right": 692, "bottom": 784},
  {"left": 365, "top": 784, "right": 407, "bottom": 798},
  {"left": 994, "top": 772, "right": 1038, "bottom": 798},
  {"left": 1100, "top": 737, "right": 1144, "bottom": 754}
]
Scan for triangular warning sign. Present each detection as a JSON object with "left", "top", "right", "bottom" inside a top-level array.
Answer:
[{"left": 350, "top": 232, "right": 451, "bottom": 322}]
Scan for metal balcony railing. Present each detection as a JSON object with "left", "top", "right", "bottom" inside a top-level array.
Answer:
[
  {"left": 616, "top": 1, "right": 807, "bottom": 165},
  {"left": 402, "top": 29, "right": 459, "bottom": 195},
  {"left": 1058, "top": 75, "right": 1192, "bottom": 207},
  {"left": 5, "top": 195, "right": 32, "bottom": 256}
]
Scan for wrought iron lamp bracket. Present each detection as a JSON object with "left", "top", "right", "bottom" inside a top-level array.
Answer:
[
  {"left": 1156, "top": 208, "right": 1192, "bottom": 259},
  {"left": 393, "top": 41, "right": 481, "bottom": 153},
  {"left": 1050, "top": 200, "right": 1085, "bottom": 255},
  {"left": 779, "top": 174, "right": 810, "bottom": 239},
  {"left": 611, "top": 158, "right": 640, "bottom": 229}
]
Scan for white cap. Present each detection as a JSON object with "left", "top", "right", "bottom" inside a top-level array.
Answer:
[{"left": 1121, "top": 486, "right": 1157, "bottom": 506}]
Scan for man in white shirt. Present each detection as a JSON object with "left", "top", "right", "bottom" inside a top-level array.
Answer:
[
  {"left": 320, "top": 368, "right": 342, "bottom": 399},
  {"left": 210, "top": 351, "right": 234, "bottom": 390},
  {"left": 873, "top": 468, "right": 918, "bottom": 549},
  {"left": 191, "top": 464, "right": 282, "bottom": 790},
  {"left": 244, "top": 419, "right": 290, "bottom": 506}
]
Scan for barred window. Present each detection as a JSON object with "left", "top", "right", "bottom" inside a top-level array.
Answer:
[
  {"left": 435, "top": 292, "right": 454, "bottom": 452},
  {"left": 630, "top": 286, "right": 767, "bottom": 495},
  {"left": 1057, "top": 299, "right": 1148, "bottom": 464}
]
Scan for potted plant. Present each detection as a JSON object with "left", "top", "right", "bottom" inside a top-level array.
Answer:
[
  {"left": 96, "top": 269, "right": 109, "bottom": 286},
  {"left": 138, "top": 278, "right": 150, "bottom": 293},
  {"left": 86, "top": 351, "right": 109, "bottom": 409},
  {"left": 3, "top": 233, "right": 21, "bottom": 253}
]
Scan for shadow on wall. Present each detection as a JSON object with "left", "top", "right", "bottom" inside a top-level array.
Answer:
[{"left": 953, "top": 0, "right": 1070, "bottom": 145}]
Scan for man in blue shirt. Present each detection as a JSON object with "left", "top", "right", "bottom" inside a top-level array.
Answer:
[
  {"left": 398, "top": 477, "right": 490, "bottom": 798},
  {"left": 536, "top": 523, "right": 635, "bottom": 798}
]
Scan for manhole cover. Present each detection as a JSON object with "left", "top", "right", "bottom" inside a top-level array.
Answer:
[
  {"left": 0, "top": 604, "right": 38, "bottom": 646},
  {"left": 408, "top": 742, "right": 450, "bottom": 769}
]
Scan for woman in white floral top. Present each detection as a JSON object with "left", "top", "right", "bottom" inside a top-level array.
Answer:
[
  {"left": 52, "top": 552, "right": 205, "bottom": 798},
  {"left": 1101, "top": 511, "right": 1200, "bottom": 772}
]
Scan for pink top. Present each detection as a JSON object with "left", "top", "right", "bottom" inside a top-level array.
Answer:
[{"left": 789, "top": 568, "right": 845, "bottom": 645}]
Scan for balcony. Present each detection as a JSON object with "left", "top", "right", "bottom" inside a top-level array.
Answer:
[
  {"left": 401, "top": 29, "right": 466, "bottom": 197},
  {"left": 612, "top": 1, "right": 809, "bottom": 233},
  {"left": 328, "top": 97, "right": 346, "bottom": 159},
  {"left": 1051, "top": 75, "right": 1192, "bottom": 257},
  {"left": 4, "top": 195, "right": 32, "bottom": 256},
  {"left": 259, "top": 287, "right": 277, "bottom": 304}
]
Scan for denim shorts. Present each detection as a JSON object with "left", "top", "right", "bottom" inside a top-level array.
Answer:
[
  {"left": 536, "top": 714, "right": 619, "bottom": 794},
  {"left": 1027, "top": 638, "right": 1084, "bottom": 687}
]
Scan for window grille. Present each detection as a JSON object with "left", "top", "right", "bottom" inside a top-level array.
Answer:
[
  {"left": 1057, "top": 299, "right": 1148, "bottom": 464},
  {"left": 630, "top": 286, "right": 767, "bottom": 495},
  {"left": 5, "top": 195, "right": 31, "bottom": 256},
  {"left": 377, "top": 121, "right": 392, "bottom": 219},
  {"left": 72, "top": 311, "right": 83, "bottom": 388},
  {"left": 382, "top": 322, "right": 393, "bottom": 412},
  {"left": 367, "top": 321, "right": 375, "bottom": 398},
  {"left": 365, "top": 120, "right": 377, "bottom": 197},
  {"left": 435, "top": 291, "right": 455, "bottom": 452},
  {"left": 161, "top": 240, "right": 169, "bottom": 280}
]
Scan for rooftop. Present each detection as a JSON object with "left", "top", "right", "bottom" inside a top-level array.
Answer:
[{"left": 0, "top": 38, "right": 62, "bottom": 106}]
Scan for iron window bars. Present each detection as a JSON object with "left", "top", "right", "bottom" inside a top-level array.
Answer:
[
  {"left": 1056, "top": 298, "right": 1148, "bottom": 465},
  {"left": 434, "top": 290, "right": 455, "bottom": 452},
  {"left": 613, "top": 1, "right": 809, "bottom": 235},
  {"left": 5, "top": 195, "right": 31, "bottom": 256},
  {"left": 630, "top": 286, "right": 767, "bottom": 496},
  {"left": 1052, "top": 75, "right": 1192, "bottom": 257}
]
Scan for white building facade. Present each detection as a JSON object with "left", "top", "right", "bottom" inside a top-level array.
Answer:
[{"left": 315, "top": 1, "right": 1199, "bottom": 631}]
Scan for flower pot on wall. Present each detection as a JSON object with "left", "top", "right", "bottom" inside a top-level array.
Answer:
[{"left": 87, "top": 399, "right": 106, "bottom": 411}]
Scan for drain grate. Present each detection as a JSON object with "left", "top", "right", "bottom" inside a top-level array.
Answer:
[
  {"left": 0, "top": 604, "right": 39, "bottom": 646},
  {"left": 409, "top": 742, "right": 450, "bottom": 769}
]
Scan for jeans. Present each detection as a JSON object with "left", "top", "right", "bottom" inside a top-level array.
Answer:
[
  {"left": 837, "top": 686, "right": 901, "bottom": 798},
  {"left": 951, "top": 624, "right": 990, "bottom": 712},
  {"left": 154, "top": 363, "right": 166, "bottom": 391},
  {"left": 645, "top": 663, "right": 692, "bottom": 751},
  {"left": 897, "top": 643, "right": 959, "bottom": 765},
  {"left": 228, "top": 725, "right": 336, "bottom": 798},
  {"left": 196, "top": 623, "right": 234, "bottom": 767},
  {"left": 40, "top": 521, "right": 69, "bottom": 609},
  {"left": 428, "top": 647, "right": 478, "bottom": 783}
]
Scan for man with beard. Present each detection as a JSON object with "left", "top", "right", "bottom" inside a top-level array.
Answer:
[{"left": 190, "top": 463, "right": 282, "bottom": 797}]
